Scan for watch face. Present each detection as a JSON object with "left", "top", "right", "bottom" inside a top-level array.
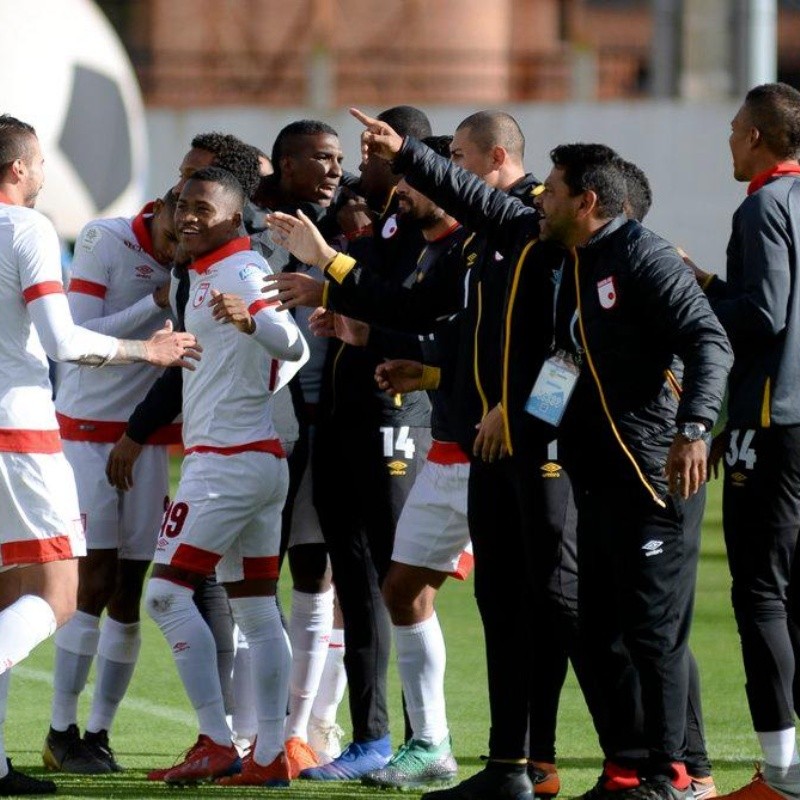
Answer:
[{"left": 679, "top": 423, "right": 705, "bottom": 441}]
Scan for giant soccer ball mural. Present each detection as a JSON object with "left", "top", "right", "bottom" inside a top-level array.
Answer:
[{"left": 0, "top": 0, "right": 148, "bottom": 238}]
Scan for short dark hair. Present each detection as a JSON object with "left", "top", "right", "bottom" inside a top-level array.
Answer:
[
  {"left": 619, "top": 159, "right": 652, "bottom": 222},
  {"left": 185, "top": 166, "right": 246, "bottom": 211},
  {"left": 0, "top": 114, "right": 37, "bottom": 170},
  {"left": 190, "top": 132, "right": 260, "bottom": 198},
  {"left": 550, "top": 143, "right": 626, "bottom": 219},
  {"left": 456, "top": 111, "right": 525, "bottom": 161},
  {"left": 271, "top": 120, "right": 339, "bottom": 166},
  {"left": 377, "top": 106, "right": 432, "bottom": 140},
  {"left": 744, "top": 82, "right": 800, "bottom": 160},
  {"left": 160, "top": 187, "right": 178, "bottom": 212},
  {"left": 421, "top": 135, "right": 453, "bottom": 159}
]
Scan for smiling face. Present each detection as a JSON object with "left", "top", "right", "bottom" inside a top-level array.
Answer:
[
  {"left": 395, "top": 177, "right": 442, "bottom": 229},
  {"left": 173, "top": 147, "right": 216, "bottom": 197},
  {"left": 174, "top": 179, "right": 241, "bottom": 260},
  {"left": 280, "top": 133, "right": 343, "bottom": 207},
  {"left": 536, "top": 166, "right": 584, "bottom": 246}
]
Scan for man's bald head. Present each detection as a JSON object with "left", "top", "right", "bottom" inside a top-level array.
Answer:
[{"left": 456, "top": 111, "right": 525, "bottom": 162}]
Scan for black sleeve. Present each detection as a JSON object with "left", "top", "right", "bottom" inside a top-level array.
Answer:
[
  {"left": 126, "top": 366, "right": 183, "bottom": 445},
  {"left": 394, "top": 137, "right": 539, "bottom": 251},
  {"left": 365, "top": 326, "right": 424, "bottom": 361}
]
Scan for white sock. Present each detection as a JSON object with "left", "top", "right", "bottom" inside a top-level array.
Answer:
[
  {"left": 395, "top": 613, "right": 449, "bottom": 744},
  {"left": 285, "top": 587, "right": 334, "bottom": 740},
  {"left": 86, "top": 618, "right": 141, "bottom": 734},
  {"left": 311, "top": 627, "right": 346, "bottom": 724},
  {"left": 51, "top": 611, "right": 101, "bottom": 731},
  {"left": 0, "top": 595, "right": 57, "bottom": 675},
  {"left": 145, "top": 578, "right": 230, "bottom": 746},
  {"left": 232, "top": 628, "right": 257, "bottom": 741},
  {"left": 759, "top": 728, "right": 800, "bottom": 769},
  {"left": 0, "top": 670, "right": 9, "bottom": 778},
  {"left": 230, "top": 596, "right": 291, "bottom": 766}
]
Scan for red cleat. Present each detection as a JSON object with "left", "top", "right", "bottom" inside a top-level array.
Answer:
[
  {"left": 216, "top": 751, "right": 290, "bottom": 787},
  {"left": 156, "top": 735, "right": 240, "bottom": 785},
  {"left": 285, "top": 737, "right": 320, "bottom": 779}
]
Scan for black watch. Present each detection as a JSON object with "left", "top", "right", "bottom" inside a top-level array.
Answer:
[{"left": 676, "top": 421, "right": 708, "bottom": 442}]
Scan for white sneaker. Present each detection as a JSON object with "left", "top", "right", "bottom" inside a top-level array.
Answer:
[{"left": 307, "top": 715, "right": 344, "bottom": 765}]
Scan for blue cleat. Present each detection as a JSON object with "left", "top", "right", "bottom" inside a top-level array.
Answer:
[{"left": 300, "top": 735, "right": 392, "bottom": 781}]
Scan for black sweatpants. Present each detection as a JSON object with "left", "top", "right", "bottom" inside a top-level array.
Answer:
[
  {"left": 723, "top": 424, "right": 800, "bottom": 733},
  {"left": 313, "top": 422, "right": 430, "bottom": 742}
]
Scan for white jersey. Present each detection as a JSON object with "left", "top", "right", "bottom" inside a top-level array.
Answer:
[
  {"left": 55, "top": 205, "right": 178, "bottom": 443},
  {"left": 181, "top": 237, "right": 308, "bottom": 453},
  {"left": 0, "top": 197, "right": 117, "bottom": 454}
]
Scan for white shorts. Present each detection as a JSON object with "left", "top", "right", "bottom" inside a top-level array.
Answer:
[
  {"left": 63, "top": 440, "right": 169, "bottom": 561},
  {"left": 153, "top": 450, "right": 288, "bottom": 583},
  {"left": 0, "top": 450, "right": 86, "bottom": 570},
  {"left": 288, "top": 427, "right": 324, "bottom": 548},
  {"left": 391, "top": 458, "right": 473, "bottom": 580}
]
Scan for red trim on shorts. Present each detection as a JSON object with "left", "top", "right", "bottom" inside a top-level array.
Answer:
[
  {"left": 428, "top": 440, "right": 470, "bottom": 465},
  {"left": 0, "top": 428, "right": 62, "bottom": 453},
  {"left": 242, "top": 556, "right": 280, "bottom": 580},
  {"left": 248, "top": 298, "right": 278, "bottom": 316},
  {"left": 190, "top": 237, "right": 252, "bottom": 275},
  {"left": 131, "top": 202, "right": 156, "bottom": 258},
  {"left": 68, "top": 278, "right": 107, "bottom": 299},
  {"left": 56, "top": 413, "right": 182, "bottom": 445},
  {"left": 450, "top": 549, "right": 474, "bottom": 581},
  {"left": 23, "top": 281, "right": 64, "bottom": 303},
  {"left": 184, "top": 439, "right": 285, "bottom": 458},
  {"left": 170, "top": 543, "right": 221, "bottom": 575},
  {"left": 1, "top": 535, "right": 74, "bottom": 566}
]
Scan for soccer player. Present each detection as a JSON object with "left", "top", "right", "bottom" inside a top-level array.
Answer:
[
  {"left": 41, "top": 191, "right": 180, "bottom": 774},
  {"left": 691, "top": 83, "right": 800, "bottom": 800},
  {"left": 143, "top": 167, "right": 308, "bottom": 786},
  {"left": 0, "top": 113, "right": 197, "bottom": 794}
]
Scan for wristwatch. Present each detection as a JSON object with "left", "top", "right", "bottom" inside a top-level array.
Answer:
[{"left": 676, "top": 421, "right": 708, "bottom": 442}]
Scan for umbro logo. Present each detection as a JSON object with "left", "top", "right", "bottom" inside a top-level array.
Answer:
[
  {"left": 173, "top": 642, "right": 190, "bottom": 653},
  {"left": 642, "top": 540, "right": 664, "bottom": 557},
  {"left": 540, "top": 462, "right": 561, "bottom": 478}
]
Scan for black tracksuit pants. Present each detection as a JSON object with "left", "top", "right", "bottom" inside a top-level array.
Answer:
[{"left": 723, "top": 424, "right": 800, "bottom": 733}]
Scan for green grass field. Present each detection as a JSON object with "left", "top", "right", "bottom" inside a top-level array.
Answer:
[{"left": 6, "top": 478, "right": 759, "bottom": 799}]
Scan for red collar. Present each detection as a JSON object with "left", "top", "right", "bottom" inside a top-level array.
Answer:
[
  {"left": 747, "top": 161, "right": 800, "bottom": 195},
  {"left": 427, "top": 221, "right": 462, "bottom": 243},
  {"left": 131, "top": 202, "right": 156, "bottom": 257},
  {"left": 190, "top": 236, "right": 252, "bottom": 274},
  {"left": 0, "top": 189, "right": 16, "bottom": 205}
]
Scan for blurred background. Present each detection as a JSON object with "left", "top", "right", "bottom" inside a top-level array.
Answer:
[{"left": 2, "top": 0, "right": 798, "bottom": 269}]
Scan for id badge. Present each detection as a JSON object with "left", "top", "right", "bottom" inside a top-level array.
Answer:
[{"left": 524, "top": 350, "right": 580, "bottom": 427}]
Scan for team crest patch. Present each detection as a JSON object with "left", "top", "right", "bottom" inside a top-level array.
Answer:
[
  {"left": 382, "top": 215, "right": 399, "bottom": 239},
  {"left": 193, "top": 281, "right": 211, "bottom": 307},
  {"left": 80, "top": 227, "right": 102, "bottom": 252},
  {"left": 239, "top": 264, "right": 259, "bottom": 281},
  {"left": 597, "top": 276, "right": 617, "bottom": 310}
]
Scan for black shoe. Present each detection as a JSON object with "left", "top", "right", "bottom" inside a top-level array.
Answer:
[
  {"left": 0, "top": 759, "right": 57, "bottom": 795},
  {"left": 628, "top": 781, "right": 694, "bottom": 800},
  {"left": 42, "top": 725, "right": 111, "bottom": 774},
  {"left": 575, "top": 776, "right": 632, "bottom": 800},
  {"left": 83, "top": 730, "right": 123, "bottom": 772},
  {"left": 422, "top": 762, "right": 533, "bottom": 800}
]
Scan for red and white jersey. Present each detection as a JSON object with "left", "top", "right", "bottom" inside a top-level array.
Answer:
[
  {"left": 0, "top": 196, "right": 116, "bottom": 453},
  {"left": 55, "top": 205, "right": 178, "bottom": 443},
  {"left": 181, "top": 237, "right": 308, "bottom": 453}
]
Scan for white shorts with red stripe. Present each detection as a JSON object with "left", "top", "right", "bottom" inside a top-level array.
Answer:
[
  {"left": 153, "top": 448, "right": 288, "bottom": 583},
  {"left": 0, "top": 450, "right": 86, "bottom": 570},
  {"left": 63, "top": 440, "right": 169, "bottom": 561},
  {"left": 391, "top": 442, "right": 473, "bottom": 580}
]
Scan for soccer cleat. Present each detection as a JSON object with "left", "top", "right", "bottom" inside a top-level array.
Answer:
[
  {"left": 307, "top": 715, "right": 344, "bottom": 765},
  {"left": 300, "top": 735, "right": 392, "bottom": 780},
  {"left": 159, "top": 734, "right": 240, "bottom": 785},
  {"left": 625, "top": 780, "right": 694, "bottom": 800},
  {"left": 362, "top": 736, "right": 458, "bottom": 790},
  {"left": 216, "top": 752, "right": 290, "bottom": 787},
  {"left": 712, "top": 770, "right": 796, "bottom": 800},
  {"left": 690, "top": 776, "right": 718, "bottom": 800},
  {"left": 0, "top": 759, "right": 57, "bottom": 796},
  {"left": 529, "top": 760, "right": 560, "bottom": 798},
  {"left": 421, "top": 761, "right": 533, "bottom": 800},
  {"left": 42, "top": 724, "right": 112, "bottom": 774},
  {"left": 83, "top": 729, "right": 123, "bottom": 772},
  {"left": 285, "top": 737, "right": 320, "bottom": 779}
]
